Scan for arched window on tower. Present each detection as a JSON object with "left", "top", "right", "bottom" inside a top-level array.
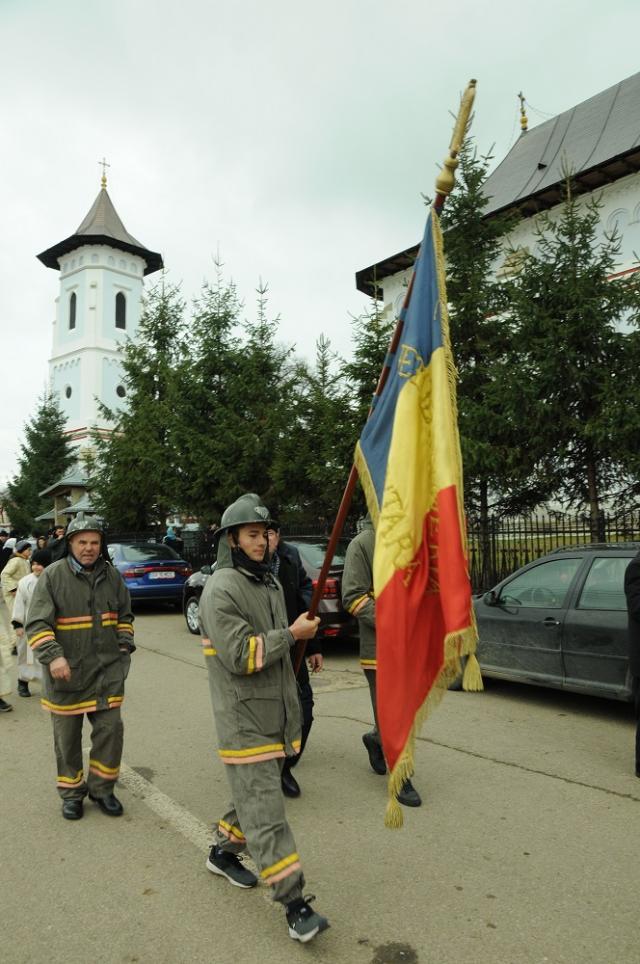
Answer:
[
  {"left": 115, "top": 291, "right": 126, "bottom": 330},
  {"left": 69, "top": 292, "right": 76, "bottom": 330}
]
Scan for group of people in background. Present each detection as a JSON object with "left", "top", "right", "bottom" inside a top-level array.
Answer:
[{"left": 0, "top": 524, "right": 68, "bottom": 711}]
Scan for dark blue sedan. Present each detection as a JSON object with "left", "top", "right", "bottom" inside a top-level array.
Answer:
[{"left": 108, "top": 542, "right": 192, "bottom": 607}]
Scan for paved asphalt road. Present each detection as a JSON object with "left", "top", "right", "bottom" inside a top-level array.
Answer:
[{"left": 2, "top": 607, "right": 640, "bottom": 964}]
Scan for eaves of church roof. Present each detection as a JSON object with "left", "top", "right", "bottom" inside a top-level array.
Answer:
[
  {"left": 355, "top": 71, "right": 640, "bottom": 297},
  {"left": 37, "top": 187, "right": 163, "bottom": 276}
]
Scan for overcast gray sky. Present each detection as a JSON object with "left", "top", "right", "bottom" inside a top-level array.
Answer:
[{"left": 1, "top": 0, "right": 639, "bottom": 486}]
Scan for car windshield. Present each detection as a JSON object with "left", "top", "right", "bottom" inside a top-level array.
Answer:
[
  {"left": 291, "top": 541, "right": 349, "bottom": 568},
  {"left": 111, "top": 543, "right": 180, "bottom": 562}
]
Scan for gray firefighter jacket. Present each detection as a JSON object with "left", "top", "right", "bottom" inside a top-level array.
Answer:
[
  {"left": 342, "top": 519, "right": 377, "bottom": 666},
  {"left": 199, "top": 536, "right": 302, "bottom": 765},
  {"left": 26, "top": 555, "right": 134, "bottom": 715}
]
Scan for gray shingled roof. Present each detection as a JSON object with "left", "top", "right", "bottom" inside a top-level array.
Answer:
[
  {"left": 483, "top": 71, "right": 640, "bottom": 217},
  {"left": 356, "top": 71, "right": 640, "bottom": 296},
  {"left": 37, "top": 187, "right": 163, "bottom": 275},
  {"left": 39, "top": 465, "right": 88, "bottom": 497}
]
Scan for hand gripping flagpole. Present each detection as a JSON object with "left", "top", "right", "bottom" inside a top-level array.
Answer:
[{"left": 293, "top": 79, "right": 477, "bottom": 676}]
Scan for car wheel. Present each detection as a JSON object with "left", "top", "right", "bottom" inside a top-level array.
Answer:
[{"left": 185, "top": 596, "right": 201, "bottom": 635}]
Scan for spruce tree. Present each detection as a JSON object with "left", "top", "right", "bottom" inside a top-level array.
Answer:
[
  {"left": 341, "top": 298, "right": 396, "bottom": 518},
  {"left": 273, "top": 334, "right": 353, "bottom": 525},
  {"left": 504, "top": 176, "right": 640, "bottom": 533},
  {"left": 439, "top": 140, "right": 527, "bottom": 531},
  {"left": 223, "top": 280, "right": 296, "bottom": 513},
  {"left": 171, "top": 261, "right": 243, "bottom": 518},
  {"left": 88, "top": 279, "right": 186, "bottom": 530},
  {"left": 7, "top": 393, "right": 75, "bottom": 534},
  {"left": 342, "top": 297, "right": 395, "bottom": 433}
]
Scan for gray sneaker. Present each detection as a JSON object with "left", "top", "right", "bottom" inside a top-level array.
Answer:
[
  {"left": 286, "top": 894, "right": 330, "bottom": 943},
  {"left": 206, "top": 846, "right": 257, "bottom": 888}
]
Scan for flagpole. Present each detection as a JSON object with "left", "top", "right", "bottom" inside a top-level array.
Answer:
[
  {"left": 293, "top": 79, "right": 477, "bottom": 675},
  {"left": 433, "top": 79, "right": 476, "bottom": 213}
]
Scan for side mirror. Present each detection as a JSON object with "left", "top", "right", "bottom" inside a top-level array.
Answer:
[
  {"left": 483, "top": 589, "right": 498, "bottom": 607},
  {"left": 200, "top": 565, "right": 212, "bottom": 575}
]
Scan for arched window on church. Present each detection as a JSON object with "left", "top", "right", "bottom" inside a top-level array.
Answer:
[
  {"left": 115, "top": 291, "right": 126, "bottom": 330},
  {"left": 69, "top": 292, "right": 76, "bottom": 330}
]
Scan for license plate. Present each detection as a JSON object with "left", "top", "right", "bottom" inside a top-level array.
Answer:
[{"left": 149, "top": 571, "right": 176, "bottom": 580}]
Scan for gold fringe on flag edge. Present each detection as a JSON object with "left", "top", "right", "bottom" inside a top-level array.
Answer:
[{"left": 354, "top": 211, "right": 482, "bottom": 830}]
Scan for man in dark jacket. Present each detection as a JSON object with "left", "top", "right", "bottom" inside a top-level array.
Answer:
[
  {"left": 0, "top": 531, "right": 11, "bottom": 574},
  {"left": 624, "top": 552, "right": 640, "bottom": 777},
  {"left": 268, "top": 525, "right": 323, "bottom": 798},
  {"left": 47, "top": 525, "right": 68, "bottom": 562}
]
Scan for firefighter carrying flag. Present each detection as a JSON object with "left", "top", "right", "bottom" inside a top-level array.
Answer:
[{"left": 354, "top": 179, "right": 481, "bottom": 829}]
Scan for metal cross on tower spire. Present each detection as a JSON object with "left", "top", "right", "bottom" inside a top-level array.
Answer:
[{"left": 99, "top": 156, "right": 111, "bottom": 189}]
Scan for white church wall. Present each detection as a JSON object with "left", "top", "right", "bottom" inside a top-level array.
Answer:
[
  {"left": 374, "top": 170, "right": 640, "bottom": 323},
  {"left": 501, "top": 170, "right": 640, "bottom": 275},
  {"left": 101, "top": 355, "right": 128, "bottom": 422},
  {"left": 50, "top": 356, "right": 82, "bottom": 424}
]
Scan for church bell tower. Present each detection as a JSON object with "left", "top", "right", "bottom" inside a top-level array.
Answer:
[{"left": 37, "top": 165, "right": 163, "bottom": 444}]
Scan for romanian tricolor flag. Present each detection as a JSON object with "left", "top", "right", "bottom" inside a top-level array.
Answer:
[{"left": 354, "top": 209, "right": 480, "bottom": 828}]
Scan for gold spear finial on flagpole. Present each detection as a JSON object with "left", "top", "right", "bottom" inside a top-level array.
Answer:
[{"left": 434, "top": 79, "right": 477, "bottom": 209}]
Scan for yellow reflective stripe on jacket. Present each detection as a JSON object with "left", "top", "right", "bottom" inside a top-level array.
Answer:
[
  {"left": 41, "top": 697, "right": 98, "bottom": 713},
  {"left": 247, "top": 636, "right": 258, "bottom": 674},
  {"left": 348, "top": 593, "right": 373, "bottom": 616},
  {"left": 29, "top": 631, "right": 56, "bottom": 649},
  {"left": 55, "top": 615, "right": 92, "bottom": 630}
]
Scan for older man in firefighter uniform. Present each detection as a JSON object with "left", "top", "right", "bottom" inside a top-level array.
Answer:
[
  {"left": 199, "top": 493, "right": 329, "bottom": 944},
  {"left": 26, "top": 515, "right": 134, "bottom": 820}
]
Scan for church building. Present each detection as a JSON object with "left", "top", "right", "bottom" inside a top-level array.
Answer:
[
  {"left": 37, "top": 170, "right": 163, "bottom": 445},
  {"left": 355, "top": 70, "right": 640, "bottom": 323}
]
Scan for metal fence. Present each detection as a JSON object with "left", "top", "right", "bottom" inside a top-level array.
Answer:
[
  {"left": 107, "top": 508, "right": 640, "bottom": 595},
  {"left": 467, "top": 507, "right": 640, "bottom": 593}
]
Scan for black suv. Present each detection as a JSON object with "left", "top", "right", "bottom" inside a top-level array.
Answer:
[{"left": 472, "top": 543, "right": 639, "bottom": 701}]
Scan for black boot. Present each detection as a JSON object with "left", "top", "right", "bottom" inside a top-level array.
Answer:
[
  {"left": 0, "top": 697, "right": 13, "bottom": 713},
  {"left": 62, "top": 798, "right": 84, "bottom": 820},
  {"left": 362, "top": 731, "right": 386, "bottom": 775},
  {"left": 396, "top": 778, "right": 422, "bottom": 807},
  {"left": 17, "top": 680, "right": 31, "bottom": 697},
  {"left": 89, "top": 793, "right": 124, "bottom": 816},
  {"left": 281, "top": 767, "right": 301, "bottom": 798}
]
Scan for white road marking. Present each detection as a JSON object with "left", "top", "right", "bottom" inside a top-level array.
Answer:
[
  {"left": 118, "top": 762, "right": 212, "bottom": 854},
  {"left": 114, "top": 760, "right": 268, "bottom": 898}
]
